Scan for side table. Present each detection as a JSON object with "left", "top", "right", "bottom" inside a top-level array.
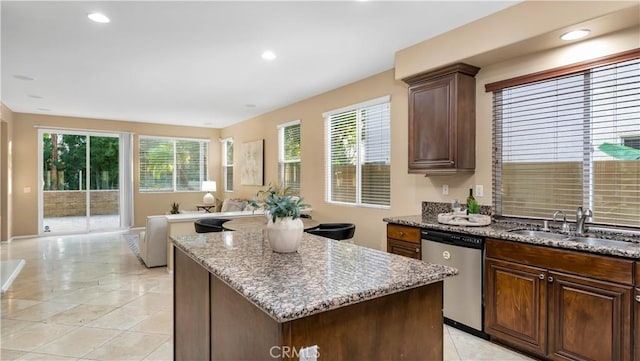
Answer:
[{"left": 196, "top": 204, "right": 216, "bottom": 213}]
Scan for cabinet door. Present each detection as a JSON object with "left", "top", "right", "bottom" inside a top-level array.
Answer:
[
  {"left": 635, "top": 288, "right": 640, "bottom": 361},
  {"left": 387, "top": 238, "right": 421, "bottom": 260},
  {"left": 174, "top": 247, "right": 210, "bottom": 361},
  {"left": 408, "top": 75, "right": 455, "bottom": 171},
  {"left": 485, "top": 257, "right": 548, "bottom": 357},
  {"left": 548, "top": 272, "right": 632, "bottom": 361}
]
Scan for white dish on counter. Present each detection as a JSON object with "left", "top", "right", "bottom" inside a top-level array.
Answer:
[{"left": 437, "top": 212, "right": 491, "bottom": 226}]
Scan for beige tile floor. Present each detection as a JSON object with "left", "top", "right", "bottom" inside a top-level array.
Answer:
[{"left": 1, "top": 232, "right": 535, "bottom": 360}]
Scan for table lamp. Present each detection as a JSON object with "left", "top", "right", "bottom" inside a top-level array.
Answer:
[{"left": 201, "top": 181, "right": 217, "bottom": 205}]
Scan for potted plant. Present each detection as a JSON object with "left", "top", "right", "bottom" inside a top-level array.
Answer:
[
  {"left": 249, "top": 184, "right": 307, "bottom": 253},
  {"left": 169, "top": 202, "right": 180, "bottom": 215}
]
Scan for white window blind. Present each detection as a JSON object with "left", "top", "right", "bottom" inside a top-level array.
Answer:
[
  {"left": 325, "top": 96, "right": 391, "bottom": 208},
  {"left": 492, "top": 55, "right": 640, "bottom": 227},
  {"left": 139, "top": 136, "right": 209, "bottom": 192},
  {"left": 222, "top": 138, "right": 234, "bottom": 192},
  {"left": 278, "top": 121, "right": 301, "bottom": 195}
]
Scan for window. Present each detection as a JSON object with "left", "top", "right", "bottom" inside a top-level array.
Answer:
[
  {"left": 139, "top": 136, "right": 209, "bottom": 192},
  {"left": 278, "top": 121, "right": 301, "bottom": 195},
  {"left": 222, "top": 138, "right": 233, "bottom": 192},
  {"left": 622, "top": 136, "right": 640, "bottom": 150},
  {"left": 324, "top": 96, "right": 391, "bottom": 208},
  {"left": 489, "top": 52, "right": 639, "bottom": 227}
]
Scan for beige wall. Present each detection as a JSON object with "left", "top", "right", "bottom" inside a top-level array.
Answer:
[
  {"left": 220, "top": 27, "right": 639, "bottom": 251},
  {"left": 10, "top": 112, "right": 220, "bottom": 237},
  {"left": 1, "top": 104, "right": 14, "bottom": 241},
  {"left": 220, "top": 70, "right": 468, "bottom": 250},
  {"left": 395, "top": 1, "right": 638, "bottom": 79}
]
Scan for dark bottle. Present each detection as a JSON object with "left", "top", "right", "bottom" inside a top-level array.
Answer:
[{"left": 466, "top": 188, "right": 475, "bottom": 206}]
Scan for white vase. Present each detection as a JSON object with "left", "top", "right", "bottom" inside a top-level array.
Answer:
[{"left": 266, "top": 217, "right": 303, "bottom": 253}]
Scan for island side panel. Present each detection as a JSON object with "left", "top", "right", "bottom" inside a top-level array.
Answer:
[
  {"left": 174, "top": 247, "right": 211, "bottom": 361},
  {"left": 211, "top": 276, "right": 282, "bottom": 360},
  {"left": 285, "top": 281, "right": 444, "bottom": 360}
]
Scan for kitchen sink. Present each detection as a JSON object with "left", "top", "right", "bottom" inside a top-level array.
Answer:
[
  {"left": 508, "top": 229, "right": 567, "bottom": 240},
  {"left": 565, "top": 236, "right": 632, "bottom": 247}
]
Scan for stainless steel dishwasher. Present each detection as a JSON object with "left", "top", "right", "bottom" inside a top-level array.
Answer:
[{"left": 421, "top": 229, "right": 487, "bottom": 338}]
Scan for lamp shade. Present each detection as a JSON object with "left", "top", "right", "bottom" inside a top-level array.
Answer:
[
  {"left": 202, "top": 181, "right": 217, "bottom": 192},
  {"left": 202, "top": 181, "right": 217, "bottom": 205}
]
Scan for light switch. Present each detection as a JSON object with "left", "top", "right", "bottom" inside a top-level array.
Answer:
[
  {"left": 475, "top": 185, "right": 483, "bottom": 197},
  {"left": 442, "top": 185, "right": 449, "bottom": 195}
]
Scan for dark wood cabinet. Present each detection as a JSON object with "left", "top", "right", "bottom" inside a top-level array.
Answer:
[
  {"left": 403, "top": 63, "right": 479, "bottom": 175},
  {"left": 387, "top": 224, "right": 421, "bottom": 260},
  {"left": 485, "top": 239, "right": 633, "bottom": 361},
  {"left": 635, "top": 288, "right": 640, "bottom": 361},
  {"left": 174, "top": 247, "right": 210, "bottom": 361},
  {"left": 485, "top": 258, "right": 547, "bottom": 357},
  {"left": 548, "top": 272, "right": 631, "bottom": 361}
]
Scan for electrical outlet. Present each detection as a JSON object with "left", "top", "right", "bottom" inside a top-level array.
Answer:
[
  {"left": 475, "top": 185, "right": 484, "bottom": 197},
  {"left": 442, "top": 184, "right": 449, "bottom": 195}
]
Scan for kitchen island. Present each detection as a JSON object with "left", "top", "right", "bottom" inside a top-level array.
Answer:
[{"left": 172, "top": 229, "right": 457, "bottom": 360}]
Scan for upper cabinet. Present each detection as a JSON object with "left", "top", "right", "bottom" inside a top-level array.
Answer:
[{"left": 403, "top": 63, "right": 480, "bottom": 175}]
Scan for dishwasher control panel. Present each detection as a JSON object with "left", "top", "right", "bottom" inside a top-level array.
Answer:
[{"left": 421, "top": 230, "right": 484, "bottom": 249}]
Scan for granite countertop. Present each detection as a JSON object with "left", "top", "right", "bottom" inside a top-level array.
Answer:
[
  {"left": 384, "top": 215, "right": 640, "bottom": 259},
  {"left": 172, "top": 230, "right": 457, "bottom": 323}
]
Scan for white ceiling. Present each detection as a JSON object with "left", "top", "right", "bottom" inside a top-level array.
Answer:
[{"left": 1, "top": 1, "right": 517, "bottom": 128}]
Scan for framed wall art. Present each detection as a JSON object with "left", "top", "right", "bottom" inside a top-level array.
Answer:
[{"left": 240, "top": 139, "right": 264, "bottom": 186}]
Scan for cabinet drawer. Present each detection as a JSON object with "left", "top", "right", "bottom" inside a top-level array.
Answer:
[
  {"left": 487, "top": 239, "right": 634, "bottom": 286},
  {"left": 387, "top": 239, "right": 421, "bottom": 260},
  {"left": 387, "top": 224, "right": 420, "bottom": 244}
]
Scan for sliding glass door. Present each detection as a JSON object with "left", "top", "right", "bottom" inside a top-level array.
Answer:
[{"left": 39, "top": 130, "right": 122, "bottom": 234}]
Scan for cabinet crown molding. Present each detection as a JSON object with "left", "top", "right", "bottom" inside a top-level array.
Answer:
[{"left": 402, "top": 63, "right": 480, "bottom": 85}]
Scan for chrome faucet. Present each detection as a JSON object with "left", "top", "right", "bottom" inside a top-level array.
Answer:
[
  {"left": 552, "top": 210, "right": 571, "bottom": 233},
  {"left": 576, "top": 207, "right": 593, "bottom": 236}
]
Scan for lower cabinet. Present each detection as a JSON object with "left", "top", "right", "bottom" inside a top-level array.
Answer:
[
  {"left": 485, "top": 258, "right": 547, "bottom": 356},
  {"left": 386, "top": 224, "right": 421, "bottom": 259},
  {"left": 548, "top": 272, "right": 631, "bottom": 361},
  {"left": 635, "top": 288, "right": 640, "bottom": 361},
  {"left": 387, "top": 238, "right": 421, "bottom": 259},
  {"left": 485, "top": 239, "right": 633, "bottom": 361}
]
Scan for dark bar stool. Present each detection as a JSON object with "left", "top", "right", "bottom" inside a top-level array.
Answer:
[
  {"left": 194, "top": 218, "right": 230, "bottom": 233},
  {"left": 306, "top": 223, "right": 355, "bottom": 241}
]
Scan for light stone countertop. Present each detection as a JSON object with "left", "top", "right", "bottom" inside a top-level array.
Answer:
[
  {"left": 384, "top": 215, "right": 640, "bottom": 259},
  {"left": 172, "top": 230, "right": 457, "bottom": 323}
]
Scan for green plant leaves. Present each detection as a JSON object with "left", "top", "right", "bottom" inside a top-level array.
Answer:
[{"left": 598, "top": 143, "right": 640, "bottom": 160}]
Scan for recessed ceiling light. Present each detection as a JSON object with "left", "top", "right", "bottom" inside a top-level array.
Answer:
[
  {"left": 37, "top": 108, "right": 51, "bottom": 112},
  {"left": 245, "top": 104, "right": 256, "bottom": 108},
  {"left": 13, "top": 74, "right": 35, "bottom": 81},
  {"left": 28, "top": 94, "right": 44, "bottom": 99},
  {"left": 560, "top": 29, "right": 590, "bottom": 41},
  {"left": 261, "top": 51, "right": 277, "bottom": 61},
  {"left": 88, "top": 12, "right": 110, "bottom": 23}
]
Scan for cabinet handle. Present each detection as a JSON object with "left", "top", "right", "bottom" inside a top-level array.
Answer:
[
  {"left": 399, "top": 231, "right": 404, "bottom": 236},
  {"left": 538, "top": 274, "right": 544, "bottom": 280},
  {"left": 416, "top": 248, "right": 420, "bottom": 253},
  {"left": 450, "top": 161, "right": 455, "bottom": 165},
  {"left": 635, "top": 295, "right": 640, "bottom": 303},
  {"left": 548, "top": 276, "right": 554, "bottom": 283}
]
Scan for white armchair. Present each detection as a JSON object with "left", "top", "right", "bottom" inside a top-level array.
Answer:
[{"left": 139, "top": 215, "right": 168, "bottom": 267}]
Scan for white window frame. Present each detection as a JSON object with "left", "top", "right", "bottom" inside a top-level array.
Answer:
[
  {"left": 323, "top": 95, "right": 391, "bottom": 209},
  {"left": 278, "top": 120, "right": 301, "bottom": 195},
  {"left": 138, "top": 135, "right": 209, "bottom": 193},
  {"left": 221, "top": 137, "right": 234, "bottom": 192}
]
